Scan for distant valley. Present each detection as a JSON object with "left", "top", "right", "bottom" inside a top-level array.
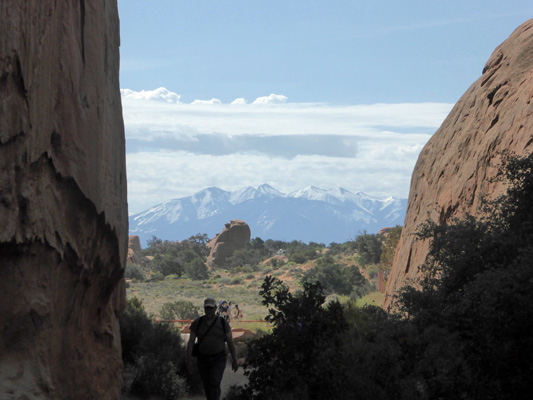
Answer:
[{"left": 129, "top": 184, "right": 407, "bottom": 245}]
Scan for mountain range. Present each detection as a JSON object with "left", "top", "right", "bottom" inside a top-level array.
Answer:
[{"left": 129, "top": 184, "right": 407, "bottom": 246}]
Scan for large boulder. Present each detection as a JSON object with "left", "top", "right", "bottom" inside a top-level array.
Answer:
[
  {"left": 384, "top": 19, "right": 533, "bottom": 309},
  {"left": 207, "top": 220, "right": 251, "bottom": 266},
  {"left": 0, "top": 1, "right": 127, "bottom": 399}
]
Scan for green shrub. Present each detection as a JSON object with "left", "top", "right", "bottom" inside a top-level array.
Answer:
[
  {"left": 185, "top": 257, "right": 209, "bottom": 280},
  {"left": 152, "top": 253, "right": 184, "bottom": 277},
  {"left": 301, "top": 255, "right": 370, "bottom": 297},
  {"left": 285, "top": 261, "right": 297, "bottom": 267},
  {"left": 218, "top": 277, "right": 231, "bottom": 285},
  {"left": 120, "top": 298, "right": 197, "bottom": 398},
  {"left": 159, "top": 300, "right": 200, "bottom": 320},
  {"left": 149, "top": 271, "right": 165, "bottom": 281},
  {"left": 367, "top": 264, "right": 379, "bottom": 279},
  {"left": 338, "top": 154, "right": 533, "bottom": 400},
  {"left": 225, "top": 248, "right": 263, "bottom": 270},
  {"left": 125, "top": 263, "right": 145, "bottom": 282},
  {"left": 230, "top": 277, "right": 243, "bottom": 285},
  {"left": 121, "top": 297, "right": 153, "bottom": 365},
  {"left": 231, "top": 277, "right": 348, "bottom": 399},
  {"left": 288, "top": 247, "right": 319, "bottom": 264},
  {"left": 130, "top": 355, "right": 188, "bottom": 400},
  {"left": 379, "top": 225, "right": 402, "bottom": 271},
  {"left": 353, "top": 233, "right": 383, "bottom": 266}
]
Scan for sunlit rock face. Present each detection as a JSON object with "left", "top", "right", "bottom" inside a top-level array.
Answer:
[
  {"left": 0, "top": 1, "right": 127, "bottom": 398},
  {"left": 384, "top": 19, "right": 533, "bottom": 309},
  {"left": 207, "top": 220, "right": 252, "bottom": 266}
]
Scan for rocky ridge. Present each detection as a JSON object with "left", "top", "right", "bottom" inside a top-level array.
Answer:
[
  {"left": 384, "top": 20, "right": 533, "bottom": 308},
  {"left": 129, "top": 184, "right": 407, "bottom": 245}
]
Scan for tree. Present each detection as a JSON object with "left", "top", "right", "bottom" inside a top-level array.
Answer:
[
  {"left": 225, "top": 248, "right": 264, "bottom": 270},
  {"left": 188, "top": 233, "right": 209, "bottom": 246},
  {"left": 301, "top": 255, "right": 369, "bottom": 297},
  {"left": 379, "top": 225, "right": 402, "bottom": 271},
  {"left": 185, "top": 257, "right": 209, "bottom": 280},
  {"left": 390, "top": 153, "right": 533, "bottom": 399},
  {"left": 228, "top": 154, "right": 533, "bottom": 400},
  {"left": 120, "top": 298, "right": 191, "bottom": 399},
  {"left": 354, "top": 232, "right": 382, "bottom": 265},
  {"left": 152, "top": 253, "right": 184, "bottom": 277},
  {"left": 143, "top": 234, "right": 210, "bottom": 267},
  {"left": 125, "top": 262, "right": 145, "bottom": 282},
  {"left": 248, "top": 237, "right": 265, "bottom": 251},
  {"left": 231, "top": 276, "right": 349, "bottom": 400},
  {"left": 159, "top": 300, "right": 201, "bottom": 321}
]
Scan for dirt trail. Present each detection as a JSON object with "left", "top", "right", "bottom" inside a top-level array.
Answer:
[{"left": 185, "top": 364, "right": 248, "bottom": 400}]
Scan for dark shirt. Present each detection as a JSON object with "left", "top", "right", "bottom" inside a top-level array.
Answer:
[{"left": 190, "top": 316, "right": 231, "bottom": 356}]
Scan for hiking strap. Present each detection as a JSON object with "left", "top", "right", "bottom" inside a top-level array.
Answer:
[{"left": 195, "top": 316, "right": 221, "bottom": 347}]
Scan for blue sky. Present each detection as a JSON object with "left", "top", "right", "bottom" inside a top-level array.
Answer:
[{"left": 118, "top": 1, "right": 533, "bottom": 214}]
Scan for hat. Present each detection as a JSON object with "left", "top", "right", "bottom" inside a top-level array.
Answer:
[{"left": 204, "top": 298, "right": 217, "bottom": 308}]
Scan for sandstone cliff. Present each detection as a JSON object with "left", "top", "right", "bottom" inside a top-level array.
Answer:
[
  {"left": 207, "top": 220, "right": 251, "bottom": 266},
  {"left": 384, "top": 20, "right": 533, "bottom": 308},
  {"left": 0, "top": 1, "right": 127, "bottom": 399}
]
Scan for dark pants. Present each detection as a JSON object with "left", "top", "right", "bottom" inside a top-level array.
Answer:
[{"left": 197, "top": 353, "right": 227, "bottom": 400}]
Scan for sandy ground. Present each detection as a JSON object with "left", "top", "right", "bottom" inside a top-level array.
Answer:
[{"left": 185, "top": 363, "right": 248, "bottom": 400}]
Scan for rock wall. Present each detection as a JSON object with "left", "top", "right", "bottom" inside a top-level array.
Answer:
[
  {"left": 207, "top": 220, "right": 251, "bottom": 266},
  {"left": 0, "top": 1, "right": 127, "bottom": 399},
  {"left": 384, "top": 20, "right": 533, "bottom": 309}
]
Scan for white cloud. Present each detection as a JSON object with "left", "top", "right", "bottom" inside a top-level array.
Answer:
[
  {"left": 121, "top": 87, "right": 454, "bottom": 214},
  {"left": 252, "top": 93, "right": 288, "bottom": 104},
  {"left": 231, "top": 98, "right": 248, "bottom": 105},
  {"left": 120, "top": 87, "right": 181, "bottom": 103},
  {"left": 190, "top": 98, "right": 223, "bottom": 105},
  {"left": 121, "top": 97, "right": 451, "bottom": 140}
]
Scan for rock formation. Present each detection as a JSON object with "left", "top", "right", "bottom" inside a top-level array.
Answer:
[
  {"left": 128, "top": 235, "right": 149, "bottom": 267},
  {"left": 0, "top": 2, "right": 127, "bottom": 399},
  {"left": 207, "top": 220, "right": 251, "bottom": 266},
  {"left": 384, "top": 19, "right": 533, "bottom": 309},
  {"left": 377, "top": 227, "right": 394, "bottom": 237}
]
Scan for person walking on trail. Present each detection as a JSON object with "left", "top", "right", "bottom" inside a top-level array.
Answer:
[
  {"left": 218, "top": 300, "right": 230, "bottom": 323},
  {"left": 234, "top": 304, "right": 243, "bottom": 320},
  {"left": 187, "top": 298, "right": 239, "bottom": 400}
]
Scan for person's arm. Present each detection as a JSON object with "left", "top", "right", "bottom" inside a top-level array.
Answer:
[
  {"left": 187, "top": 330, "right": 197, "bottom": 374},
  {"left": 225, "top": 330, "right": 239, "bottom": 372}
]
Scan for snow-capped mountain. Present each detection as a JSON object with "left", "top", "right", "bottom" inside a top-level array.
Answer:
[{"left": 129, "top": 184, "right": 407, "bottom": 246}]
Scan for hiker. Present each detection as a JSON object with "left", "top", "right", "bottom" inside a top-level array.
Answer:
[
  {"left": 218, "top": 300, "right": 230, "bottom": 323},
  {"left": 234, "top": 304, "right": 243, "bottom": 320},
  {"left": 187, "top": 298, "right": 238, "bottom": 400}
]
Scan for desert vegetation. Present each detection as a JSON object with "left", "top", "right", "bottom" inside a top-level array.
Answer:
[
  {"left": 124, "top": 229, "right": 389, "bottom": 320},
  {"left": 224, "top": 154, "right": 533, "bottom": 400},
  {"left": 122, "top": 154, "right": 533, "bottom": 400},
  {"left": 122, "top": 212, "right": 388, "bottom": 398}
]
